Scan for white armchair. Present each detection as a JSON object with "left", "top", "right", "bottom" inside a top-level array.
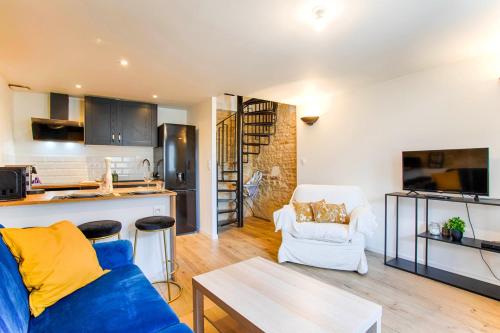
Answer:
[{"left": 273, "top": 184, "right": 377, "bottom": 274}]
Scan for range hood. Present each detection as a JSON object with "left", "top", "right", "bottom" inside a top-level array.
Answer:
[{"left": 31, "top": 93, "right": 84, "bottom": 142}]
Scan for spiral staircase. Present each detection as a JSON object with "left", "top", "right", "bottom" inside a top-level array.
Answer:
[{"left": 216, "top": 98, "right": 278, "bottom": 229}]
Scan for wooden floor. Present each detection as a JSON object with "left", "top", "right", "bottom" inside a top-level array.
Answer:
[{"left": 155, "top": 217, "right": 500, "bottom": 333}]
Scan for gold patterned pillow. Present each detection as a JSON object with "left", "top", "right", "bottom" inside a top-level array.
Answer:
[
  {"left": 292, "top": 201, "right": 315, "bottom": 222},
  {"left": 311, "top": 200, "right": 350, "bottom": 224}
]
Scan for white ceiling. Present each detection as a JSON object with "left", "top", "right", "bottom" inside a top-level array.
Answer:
[{"left": 1, "top": 0, "right": 499, "bottom": 107}]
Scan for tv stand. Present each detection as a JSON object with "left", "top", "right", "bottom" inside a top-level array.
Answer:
[
  {"left": 406, "top": 190, "right": 419, "bottom": 196},
  {"left": 384, "top": 192, "right": 500, "bottom": 301}
]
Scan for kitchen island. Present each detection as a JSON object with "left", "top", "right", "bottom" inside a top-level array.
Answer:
[{"left": 0, "top": 187, "right": 177, "bottom": 282}]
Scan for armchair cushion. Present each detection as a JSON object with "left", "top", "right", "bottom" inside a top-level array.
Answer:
[
  {"left": 93, "top": 240, "right": 133, "bottom": 270},
  {"left": 273, "top": 185, "right": 378, "bottom": 242}
]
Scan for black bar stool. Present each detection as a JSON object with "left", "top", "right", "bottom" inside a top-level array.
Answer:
[
  {"left": 133, "top": 216, "right": 181, "bottom": 303},
  {"left": 78, "top": 220, "right": 122, "bottom": 244}
]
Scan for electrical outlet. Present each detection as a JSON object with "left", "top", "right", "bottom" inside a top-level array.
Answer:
[{"left": 153, "top": 206, "right": 164, "bottom": 216}]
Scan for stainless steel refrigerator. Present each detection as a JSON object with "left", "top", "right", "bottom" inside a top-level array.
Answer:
[{"left": 154, "top": 124, "right": 197, "bottom": 234}]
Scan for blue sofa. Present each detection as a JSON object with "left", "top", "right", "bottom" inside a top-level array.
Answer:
[{"left": 0, "top": 226, "right": 192, "bottom": 333}]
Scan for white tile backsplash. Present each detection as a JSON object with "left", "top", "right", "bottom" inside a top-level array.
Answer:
[{"left": 15, "top": 149, "right": 153, "bottom": 184}]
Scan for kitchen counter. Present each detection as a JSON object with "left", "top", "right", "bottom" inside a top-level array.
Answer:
[
  {"left": 0, "top": 186, "right": 177, "bottom": 282},
  {"left": 32, "top": 180, "right": 161, "bottom": 190},
  {"left": 0, "top": 187, "right": 175, "bottom": 207}
]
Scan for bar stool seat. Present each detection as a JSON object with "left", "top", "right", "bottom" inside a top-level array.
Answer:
[
  {"left": 133, "top": 216, "right": 181, "bottom": 303},
  {"left": 136, "top": 216, "right": 175, "bottom": 231},
  {"left": 78, "top": 220, "right": 122, "bottom": 243}
]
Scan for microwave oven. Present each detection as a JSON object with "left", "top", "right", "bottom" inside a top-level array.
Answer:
[{"left": 0, "top": 167, "right": 27, "bottom": 201}]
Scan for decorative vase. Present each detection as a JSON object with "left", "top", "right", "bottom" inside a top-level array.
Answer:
[
  {"left": 103, "top": 157, "right": 113, "bottom": 194},
  {"left": 451, "top": 229, "right": 463, "bottom": 242},
  {"left": 441, "top": 227, "right": 450, "bottom": 238},
  {"left": 429, "top": 222, "right": 440, "bottom": 236}
]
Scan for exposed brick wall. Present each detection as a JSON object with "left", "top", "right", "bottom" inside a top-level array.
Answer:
[{"left": 243, "top": 103, "right": 297, "bottom": 220}]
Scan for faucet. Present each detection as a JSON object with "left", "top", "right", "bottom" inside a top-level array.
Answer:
[
  {"left": 142, "top": 158, "right": 151, "bottom": 172},
  {"left": 153, "top": 159, "right": 163, "bottom": 179}
]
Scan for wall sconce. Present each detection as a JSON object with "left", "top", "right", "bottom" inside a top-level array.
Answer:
[{"left": 300, "top": 116, "right": 319, "bottom": 126}]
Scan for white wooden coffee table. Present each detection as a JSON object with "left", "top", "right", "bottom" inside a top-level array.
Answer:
[{"left": 192, "top": 257, "right": 382, "bottom": 333}]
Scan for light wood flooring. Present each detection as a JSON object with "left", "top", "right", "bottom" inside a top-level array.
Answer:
[{"left": 155, "top": 217, "right": 500, "bottom": 333}]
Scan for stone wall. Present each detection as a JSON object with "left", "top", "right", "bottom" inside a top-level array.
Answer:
[{"left": 243, "top": 103, "right": 297, "bottom": 220}]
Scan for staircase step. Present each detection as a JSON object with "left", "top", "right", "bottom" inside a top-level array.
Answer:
[
  {"left": 217, "top": 189, "right": 237, "bottom": 192},
  {"left": 218, "top": 179, "right": 237, "bottom": 182},
  {"left": 222, "top": 170, "right": 238, "bottom": 173},
  {"left": 217, "top": 208, "right": 237, "bottom": 214},
  {"left": 218, "top": 218, "right": 238, "bottom": 227},
  {"left": 244, "top": 133, "right": 272, "bottom": 137},
  {"left": 217, "top": 198, "right": 236, "bottom": 203},
  {"left": 243, "top": 111, "right": 276, "bottom": 116},
  {"left": 244, "top": 122, "right": 274, "bottom": 126}
]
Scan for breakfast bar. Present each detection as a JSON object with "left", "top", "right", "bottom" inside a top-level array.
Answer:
[{"left": 0, "top": 187, "right": 177, "bottom": 282}]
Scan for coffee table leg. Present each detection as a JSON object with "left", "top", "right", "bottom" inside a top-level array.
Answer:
[
  {"left": 367, "top": 317, "right": 382, "bottom": 333},
  {"left": 193, "top": 284, "right": 204, "bottom": 333}
]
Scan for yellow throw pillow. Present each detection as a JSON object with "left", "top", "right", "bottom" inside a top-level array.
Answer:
[
  {"left": 311, "top": 200, "right": 350, "bottom": 224},
  {"left": 0, "top": 220, "right": 108, "bottom": 317},
  {"left": 292, "top": 201, "right": 315, "bottom": 222}
]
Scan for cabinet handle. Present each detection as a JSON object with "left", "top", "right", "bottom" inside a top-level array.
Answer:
[
  {"left": 118, "top": 133, "right": 121, "bottom": 142},
  {"left": 112, "top": 133, "right": 115, "bottom": 142}
]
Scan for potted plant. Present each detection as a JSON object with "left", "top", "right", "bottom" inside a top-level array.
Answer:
[
  {"left": 447, "top": 217, "right": 465, "bottom": 241},
  {"left": 441, "top": 222, "right": 450, "bottom": 238}
]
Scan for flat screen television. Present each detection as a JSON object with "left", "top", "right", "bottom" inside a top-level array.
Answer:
[{"left": 402, "top": 148, "right": 489, "bottom": 196}]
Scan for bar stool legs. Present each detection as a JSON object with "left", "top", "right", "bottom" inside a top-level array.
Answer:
[{"left": 133, "top": 227, "right": 182, "bottom": 303}]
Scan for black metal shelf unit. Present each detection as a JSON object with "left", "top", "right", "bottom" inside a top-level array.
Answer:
[{"left": 384, "top": 192, "right": 500, "bottom": 301}]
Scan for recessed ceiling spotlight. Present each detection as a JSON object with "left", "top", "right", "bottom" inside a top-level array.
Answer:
[
  {"left": 120, "top": 59, "right": 129, "bottom": 67},
  {"left": 152, "top": 94, "right": 158, "bottom": 99},
  {"left": 75, "top": 84, "right": 82, "bottom": 89},
  {"left": 95, "top": 38, "right": 103, "bottom": 44}
]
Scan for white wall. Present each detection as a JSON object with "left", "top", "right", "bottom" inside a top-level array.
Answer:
[
  {"left": 0, "top": 76, "right": 14, "bottom": 165},
  {"left": 11, "top": 91, "right": 188, "bottom": 183},
  {"left": 187, "top": 98, "right": 217, "bottom": 239},
  {"left": 297, "top": 55, "right": 500, "bottom": 285},
  {"left": 157, "top": 106, "right": 187, "bottom": 125}
]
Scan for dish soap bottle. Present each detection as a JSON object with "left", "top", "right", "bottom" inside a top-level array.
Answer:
[
  {"left": 103, "top": 157, "right": 113, "bottom": 194},
  {"left": 112, "top": 170, "right": 119, "bottom": 182}
]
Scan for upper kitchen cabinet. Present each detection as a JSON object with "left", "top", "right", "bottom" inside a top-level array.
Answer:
[
  {"left": 84, "top": 96, "right": 157, "bottom": 147},
  {"left": 84, "top": 97, "right": 115, "bottom": 145},
  {"left": 119, "top": 101, "right": 157, "bottom": 146}
]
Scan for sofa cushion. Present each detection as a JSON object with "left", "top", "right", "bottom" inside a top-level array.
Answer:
[
  {"left": 0, "top": 221, "right": 108, "bottom": 317},
  {"left": 29, "top": 264, "right": 180, "bottom": 333},
  {"left": 0, "top": 225, "right": 30, "bottom": 333}
]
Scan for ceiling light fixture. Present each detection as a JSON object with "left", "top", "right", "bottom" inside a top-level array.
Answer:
[
  {"left": 311, "top": 5, "right": 330, "bottom": 32},
  {"left": 152, "top": 94, "right": 158, "bottom": 99},
  {"left": 120, "top": 59, "right": 129, "bottom": 67},
  {"left": 75, "top": 84, "right": 82, "bottom": 89}
]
